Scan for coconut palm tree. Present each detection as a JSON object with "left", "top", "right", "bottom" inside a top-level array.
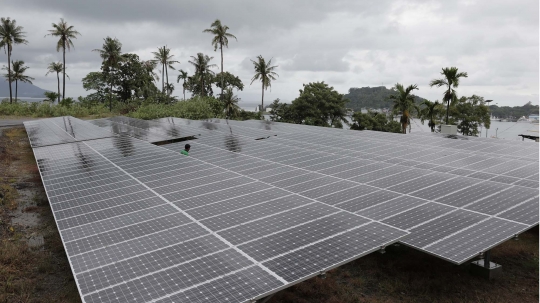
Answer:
[
  {"left": 429, "top": 67, "right": 468, "bottom": 125},
  {"left": 203, "top": 19, "right": 237, "bottom": 99},
  {"left": 419, "top": 100, "right": 442, "bottom": 132},
  {"left": 250, "top": 55, "right": 278, "bottom": 112},
  {"left": 188, "top": 53, "right": 216, "bottom": 97},
  {"left": 2, "top": 60, "right": 34, "bottom": 102},
  {"left": 45, "top": 62, "right": 69, "bottom": 103},
  {"left": 389, "top": 83, "right": 419, "bottom": 134},
  {"left": 151, "top": 46, "right": 179, "bottom": 95},
  {"left": 93, "top": 37, "right": 123, "bottom": 111},
  {"left": 176, "top": 69, "right": 188, "bottom": 100},
  {"left": 0, "top": 17, "right": 28, "bottom": 104},
  {"left": 46, "top": 18, "right": 80, "bottom": 100},
  {"left": 221, "top": 87, "right": 241, "bottom": 119}
]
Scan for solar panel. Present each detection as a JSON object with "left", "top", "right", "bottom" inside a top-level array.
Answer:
[
  {"left": 25, "top": 117, "right": 408, "bottom": 303},
  {"left": 160, "top": 117, "right": 538, "bottom": 266}
]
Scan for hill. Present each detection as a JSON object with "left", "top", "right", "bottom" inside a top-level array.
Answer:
[
  {"left": 0, "top": 82, "right": 50, "bottom": 99},
  {"left": 344, "top": 86, "right": 427, "bottom": 111}
]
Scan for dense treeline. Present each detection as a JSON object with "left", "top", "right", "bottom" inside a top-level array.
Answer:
[
  {"left": 489, "top": 102, "right": 539, "bottom": 119},
  {"left": 344, "top": 86, "right": 426, "bottom": 111}
]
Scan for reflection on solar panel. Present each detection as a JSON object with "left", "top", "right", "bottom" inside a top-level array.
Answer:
[
  {"left": 25, "top": 116, "right": 114, "bottom": 147},
  {"left": 88, "top": 116, "right": 201, "bottom": 143},
  {"left": 24, "top": 116, "right": 407, "bottom": 303}
]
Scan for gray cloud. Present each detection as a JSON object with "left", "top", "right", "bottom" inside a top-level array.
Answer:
[{"left": 1, "top": 0, "right": 538, "bottom": 107}]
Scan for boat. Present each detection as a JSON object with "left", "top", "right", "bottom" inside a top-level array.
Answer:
[{"left": 517, "top": 116, "right": 529, "bottom": 123}]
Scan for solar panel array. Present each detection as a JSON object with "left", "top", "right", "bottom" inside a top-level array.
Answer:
[
  {"left": 162, "top": 118, "right": 538, "bottom": 264},
  {"left": 24, "top": 116, "right": 408, "bottom": 303}
]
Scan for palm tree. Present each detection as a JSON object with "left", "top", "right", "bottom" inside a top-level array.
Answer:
[
  {"left": 11, "top": 60, "right": 34, "bottom": 101},
  {"left": 46, "top": 18, "right": 80, "bottom": 100},
  {"left": 221, "top": 87, "right": 241, "bottom": 119},
  {"left": 151, "top": 46, "right": 179, "bottom": 95},
  {"left": 429, "top": 67, "right": 468, "bottom": 125},
  {"left": 45, "top": 62, "right": 69, "bottom": 103},
  {"left": 389, "top": 83, "right": 419, "bottom": 134},
  {"left": 93, "top": 37, "right": 123, "bottom": 111},
  {"left": 0, "top": 17, "right": 28, "bottom": 104},
  {"left": 176, "top": 69, "right": 188, "bottom": 100},
  {"left": 419, "top": 100, "right": 442, "bottom": 132},
  {"left": 203, "top": 19, "right": 237, "bottom": 99},
  {"left": 188, "top": 53, "right": 216, "bottom": 96},
  {"left": 250, "top": 55, "right": 278, "bottom": 112}
]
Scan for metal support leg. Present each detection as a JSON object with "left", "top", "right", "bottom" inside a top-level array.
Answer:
[{"left": 483, "top": 250, "right": 491, "bottom": 268}]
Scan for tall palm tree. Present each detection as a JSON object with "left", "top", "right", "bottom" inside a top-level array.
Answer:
[
  {"left": 188, "top": 53, "right": 216, "bottom": 96},
  {"left": 389, "top": 83, "right": 419, "bottom": 134},
  {"left": 45, "top": 62, "right": 69, "bottom": 103},
  {"left": 46, "top": 18, "right": 80, "bottom": 100},
  {"left": 2, "top": 60, "right": 34, "bottom": 102},
  {"left": 429, "top": 67, "right": 468, "bottom": 125},
  {"left": 176, "top": 69, "right": 188, "bottom": 100},
  {"left": 203, "top": 19, "right": 237, "bottom": 99},
  {"left": 0, "top": 17, "right": 28, "bottom": 104},
  {"left": 221, "top": 87, "right": 241, "bottom": 119},
  {"left": 419, "top": 100, "right": 441, "bottom": 132},
  {"left": 151, "top": 46, "right": 179, "bottom": 95},
  {"left": 250, "top": 55, "right": 279, "bottom": 112},
  {"left": 93, "top": 37, "right": 123, "bottom": 111}
]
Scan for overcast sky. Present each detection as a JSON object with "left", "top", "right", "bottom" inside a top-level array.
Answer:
[{"left": 2, "top": 0, "right": 539, "bottom": 107}]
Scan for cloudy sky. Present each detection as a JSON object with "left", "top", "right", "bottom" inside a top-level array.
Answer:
[{"left": 2, "top": 0, "right": 539, "bottom": 107}]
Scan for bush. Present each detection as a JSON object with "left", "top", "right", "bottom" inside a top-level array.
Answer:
[
  {"left": 127, "top": 96, "right": 223, "bottom": 120},
  {"left": 0, "top": 101, "right": 110, "bottom": 118}
]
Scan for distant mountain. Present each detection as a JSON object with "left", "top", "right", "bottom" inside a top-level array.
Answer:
[
  {"left": 344, "top": 86, "right": 427, "bottom": 111},
  {"left": 0, "top": 82, "right": 51, "bottom": 99}
]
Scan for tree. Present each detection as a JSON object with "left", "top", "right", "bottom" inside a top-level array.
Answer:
[
  {"left": 250, "top": 55, "right": 278, "bottom": 112},
  {"left": 289, "top": 81, "right": 348, "bottom": 128},
  {"left": 46, "top": 62, "right": 69, "bottom": 103},
  {"left": 83, "top": 54, "right": 159, "bottom": 104},
  {"left": 4, "top": 60, "right": 34, "bottom": 102},
  {"left": 176, "top": 69, "right": 188, "bottom": 100},
  {"left": 269, "top": 98, "right": 297, "bottom": 123},
  {"left": 215, "top": 71, "right": 244, "bottom": 91},
  {"left": 419, "top": 100, "right": 442, "bottom": 132},
  {"left": 429, "top": 67, "right": 468, "bottom": 125},
  {"left": 188, "top": 53, "right": 216, "bottom": 97},
  {"left": 389, "top": 83, "right": 419, "bottom": 134},
  {"left": 142, "top": 60, "right": 160, "bottom": 83},
  {"left": 82, "top": 71, "right": 108, "bottom": 103},
  {"left": 93, "top": 37, "right": 123, "bottom": 111},
  {"left": 350, "top": 111, "right": 402, "bottom": 133},
  {"left": 151, "top": 46, "right": 179, "bottom": 95},
  {"left": 0, "top": 17, "right": 28, "bottom": 104},
  {"left": 46, "top": 18, "right": 80, "bottom": 100},
  {"left": 451, "top": 95, "right": 491, "bottom": 136},
  {"left": 115, "top": 53, "right": 159, "bottom": 102},
  {"left": 43, "top": 91, "right": 60, "bottom": 103},
  {"left": 203, "top": 19, "right": 237, "bottom": 100},
  {"left": 220, "top": 87, "right": 241, "bottom": 119}
]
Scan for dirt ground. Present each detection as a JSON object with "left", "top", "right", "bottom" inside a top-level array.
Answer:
[
  {"left": 0, "top": 125, "right": 537, "bottom": 303},
  {"left": 0, "top": 126, "right": 81, "bottom": 303}
]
